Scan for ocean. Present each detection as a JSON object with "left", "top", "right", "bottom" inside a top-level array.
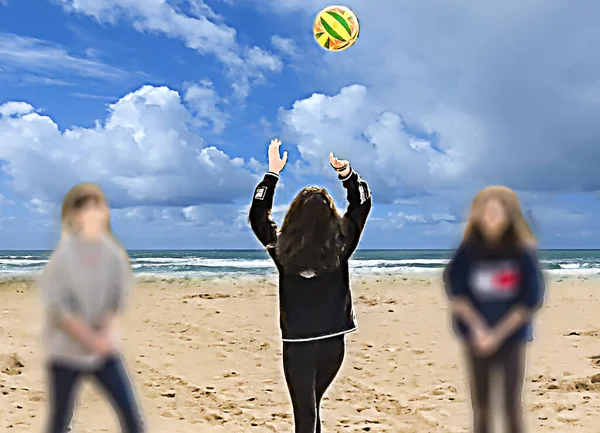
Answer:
[{"left": 1, "top": 249, "right": 599, "bottom": 278}]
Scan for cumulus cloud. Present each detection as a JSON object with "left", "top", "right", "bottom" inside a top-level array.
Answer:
[
  {"left": 3, "top": 0, "right": 599, "bottom": 248},
  {"left": 279, "top": 84, "right": 454, "bottom": 202},
  {"left": 260, "top": 0, "right": 600, "bottom": 193},
  {"left": 0, "top": 101, "right": 35, "bottom": 117},
  {"left": 0, "top": 85, "right": 260, "bottom": 212},
  {"left": 56, "top": 0, "right": 283, "bottom": 98}
]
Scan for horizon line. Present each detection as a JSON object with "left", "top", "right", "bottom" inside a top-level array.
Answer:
[{"left": 1, "top": 248, "right": 599, "bottom": 252}]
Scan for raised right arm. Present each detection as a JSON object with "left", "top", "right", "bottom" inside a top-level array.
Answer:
[
  {"left": 340, "top": 168, "right": 372, "bottom": 257},
  {"left": 248, "top": 172, "right": 280, "bottom": 247}
]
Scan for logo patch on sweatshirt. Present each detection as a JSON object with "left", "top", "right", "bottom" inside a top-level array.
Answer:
[
  {"left": 254, "top": 186, "right": 266, "bottom": 200},
  {"left": 470, "top": 261, "right": 521, "bottom": 300}
]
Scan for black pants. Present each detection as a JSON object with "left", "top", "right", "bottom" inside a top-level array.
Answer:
[
  {"left": 283, "top": 335, "right": 346, "bottom": 433},
  {"left": 46, "top": 355, "right": 144, "bottom": 433},
  {"left": 465, "top": 341, "right": 526, "bottom": 433}
]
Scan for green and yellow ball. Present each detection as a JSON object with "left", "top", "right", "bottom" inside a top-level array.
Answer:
[{"left": 313, "top": 5, "right": 360, "bottom": 52}]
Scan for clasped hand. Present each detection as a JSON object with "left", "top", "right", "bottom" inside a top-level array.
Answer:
[
  {"left": 90, "top": 330, "right": 116, "bottom": 356},
  {"left": 471, "top": 327, "right": 502, "bottom": 357}
]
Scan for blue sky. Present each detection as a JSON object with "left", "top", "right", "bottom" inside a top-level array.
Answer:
[{"left": 0, "top": 0, "right": 599, "bottom": 250}]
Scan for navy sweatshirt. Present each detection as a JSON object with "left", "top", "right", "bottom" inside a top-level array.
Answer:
[
  {"left": 249, "top": 169, "right": 371, "bottom": 342},
  {"left": 443, "top": 244, "right": 545, "bottom": 342}
]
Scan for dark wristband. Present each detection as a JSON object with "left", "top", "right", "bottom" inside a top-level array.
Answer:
[{"left": 330, "top": 162, "right": 350, "bottom": 173}]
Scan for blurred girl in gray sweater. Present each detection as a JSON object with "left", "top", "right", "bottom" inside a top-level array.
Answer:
[{"left": 39, "top": 183, "right": 144, "bottom": 433}]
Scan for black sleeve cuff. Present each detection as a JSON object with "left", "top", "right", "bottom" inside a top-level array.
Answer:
[
  {"left": 263, "top": 171, "right": 280, "bottom": 186},
  {"left": 338, "top": 168, "right": 354, "bottom": 182}
]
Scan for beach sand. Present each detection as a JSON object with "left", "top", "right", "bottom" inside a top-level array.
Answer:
[{"left": 1, "top": 274, "right": 599, "bottom": 432}]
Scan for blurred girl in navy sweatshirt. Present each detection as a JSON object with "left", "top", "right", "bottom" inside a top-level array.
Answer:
[
  {"left": 443, "top": 186, "right": 545, "bottom": 433},
  {"left": 249, "top": 139, "right": 371, "bottom": 433}
]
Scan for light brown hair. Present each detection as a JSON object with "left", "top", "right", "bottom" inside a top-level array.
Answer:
[
  {"left": 462, "top": 185, "right": 536, "bottom": 248},
  {"left": 60, "top": 182, "right": 127, "bottom": 255}
]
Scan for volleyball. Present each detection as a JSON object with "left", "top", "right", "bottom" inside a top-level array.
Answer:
[{"left": 313, "top": 5, "right": 360, "bottom": 52}]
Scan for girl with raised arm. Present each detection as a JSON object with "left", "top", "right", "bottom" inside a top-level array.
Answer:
[
  {"left": 443, "top": 186, "right": 545, "bottom": 433},
  {"left": 39, "top": 183, "right": 144, "bottom": 433},
  {"left": 249, "top": 139, "right": 371, "bottom": 433}
]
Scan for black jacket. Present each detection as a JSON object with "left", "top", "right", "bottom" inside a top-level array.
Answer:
[{"left": 249, "top": 169, "right": 371, "bottom": 341}]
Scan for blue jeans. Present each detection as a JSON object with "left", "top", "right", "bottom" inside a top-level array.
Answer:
[{"left": 46, "top": 355, "right": 144, "bottom": 433}]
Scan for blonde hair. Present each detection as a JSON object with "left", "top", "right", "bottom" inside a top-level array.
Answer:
[
  {"left": 462, "top": 185, "right": 536, "bottom": 248},
  {"left": 60, "top": 182, "right": 127, "bottom": 255}
]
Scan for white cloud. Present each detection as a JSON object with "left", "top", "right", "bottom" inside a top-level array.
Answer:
[
  {"left": 25, "top": 198, "right": 53, "bottom": 215},
  {"left": 430, "top": 213, "right": 458, "bottom": 222},
  {"left": 187, "top": 0, "right": 224, "bottom": 21},
  {"left": 262, "top": 0, "right": 600, "bottom": 193},
  {"left": 0, "top": 33, "right": 130, "bottom": 84},
  {"left": 0, "top": 193, "right": 14, "bottom": 205},
  {"left": 375, "top": 211, "right": 429, "bottom": 230},
  {"left": 271, "top": 35, "right": 298, "bottom": 56},
  {"left": 279, "top": 84, "right": 454, "bottom": 202},
  {"left": 245, "top": 46, "right": 283, "bottom": 72},
  {"left": 184, "top": 80, "right": 228, "bottom": 133},
  {"left": 396, "top": 212, "right": 426, "bottom": 223},
  {"left": 69, "top": 92, "right": 117, "bottom": 101},
  {"left": 0, "top": 85, "right": 260, "bottom": 212},
  {"left": 114, "top": 202, "right": 249, "bottom": 236},
  {"left": 0, "top": 101, "right": 35, "bottom": 117},
  {"left": 393, "top": 199, "right": 419, "bottom": 206},
  {"left": 56, "top": 0, "right": 283, "bottom": 98}
]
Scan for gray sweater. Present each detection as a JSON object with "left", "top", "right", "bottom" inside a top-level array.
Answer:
[{"left": 38, "top": 233, "right": 133, "bottom": 368}]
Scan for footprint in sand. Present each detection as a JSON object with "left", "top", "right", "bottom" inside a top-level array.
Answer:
[
  {"left": 564, "top": 330, "right": 600, "bottom": 337},
  {"left": 0, "top": 353, "right": 25, "bottom": 375},
  {"left": 429, "top": 385, "right": 458, "bottom": 401},
  {"left": 588, "top": 355, "right": 600, "bottom": 368},
  {"left": 182, "top": 293, "right": 231, "bottom": 300},
  {"left": 536, "top": 374, "right": 600, "bottom": 392},
  {"left": 357, "top": 295, "right": 379, "bottom": 306}
]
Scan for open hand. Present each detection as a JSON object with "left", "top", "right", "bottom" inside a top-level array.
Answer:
[
  {"left": 268, "top": 138, "right": 288, "bottom": 174},
  {"left": 329, "top": 152, "right": 351, "bottom": 177}
]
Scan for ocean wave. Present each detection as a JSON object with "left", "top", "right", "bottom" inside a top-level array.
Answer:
[
  {"left": 0, "top": 259, "right": 47, "bottom": 266},
  {"left": 1, "top": 252, "right": 600, "bottom": 278},
  {"left": 131, "top": 258, "right": 274, "bottom": 269}
]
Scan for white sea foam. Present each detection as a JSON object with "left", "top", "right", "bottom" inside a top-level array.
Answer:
[{"left": 1, "top": 252, "right": 600, "bottom": 278}]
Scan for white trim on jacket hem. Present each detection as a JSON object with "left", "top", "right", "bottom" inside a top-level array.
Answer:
[{"left": 281, "top": 327, "right": 357, "bottom": 342}]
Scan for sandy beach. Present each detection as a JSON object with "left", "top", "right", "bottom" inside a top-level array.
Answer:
[{"left": 1, "top": 274, "right": 599, "bottom": 432}]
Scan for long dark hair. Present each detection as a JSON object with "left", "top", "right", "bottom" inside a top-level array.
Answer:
[{"left": 275, "top": 186, "right": 346, "bottom": 273}]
